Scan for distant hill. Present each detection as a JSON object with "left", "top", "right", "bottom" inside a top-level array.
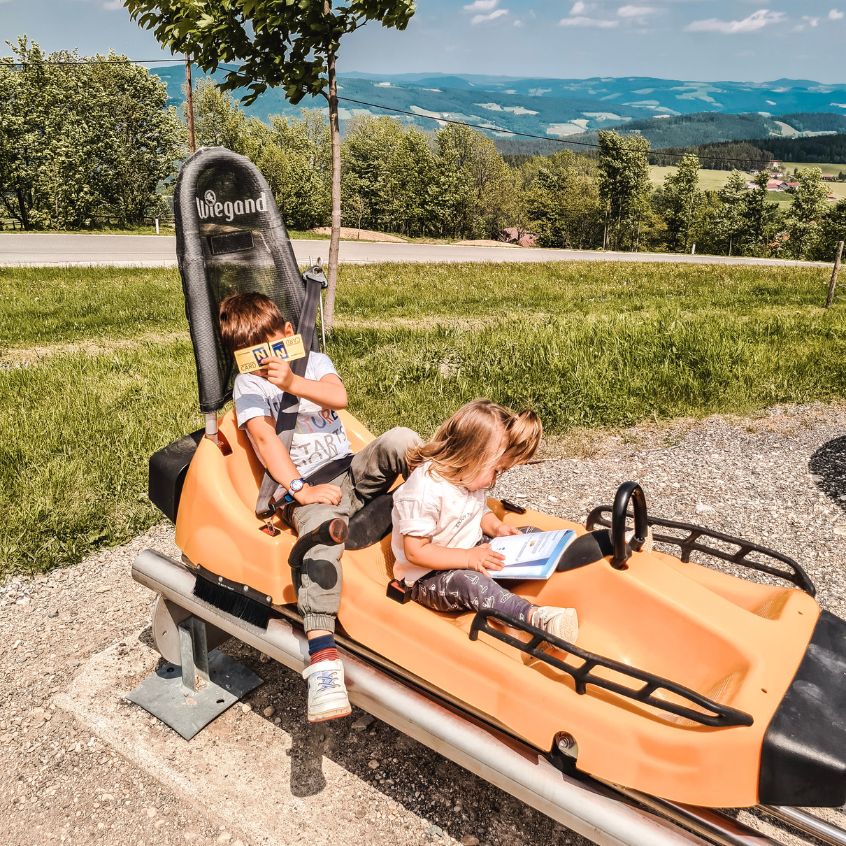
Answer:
[
  {"left": 566, "top": 112, "right": 846, "bottom": 151},
  {"left": 653, "top": 134, "right": 846, "bottom": 171},
  {"left": 153, "top": 68, "right": 846, "bottom": 142}
]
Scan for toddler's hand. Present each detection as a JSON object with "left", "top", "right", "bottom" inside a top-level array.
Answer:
[
  {"left": 262, "top": 356, "right": 294, "bottom": 391},
  {"left": 465, "top": 544, "right": 505, "bottom": 576},
  {"left": 295, "top": 484, "right": 342, "bottom": 506},
  {"left": 493, "top": 523, "right": 520, "bottom": 537}
]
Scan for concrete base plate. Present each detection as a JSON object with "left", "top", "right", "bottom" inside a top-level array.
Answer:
[{"left": 126, "top": 650, "right": 263, "bottom": 740}]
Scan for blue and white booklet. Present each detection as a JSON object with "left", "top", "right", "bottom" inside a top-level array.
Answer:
[{"left": 489, "top": 529, "right": 576, "bottom": 580}]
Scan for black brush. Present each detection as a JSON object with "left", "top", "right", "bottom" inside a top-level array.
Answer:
[{"left": 192, "top": 574, "right": 272, "bottom": 629}]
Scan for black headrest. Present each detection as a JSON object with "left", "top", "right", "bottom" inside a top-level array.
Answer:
[{"left": 174, "top": 147, "right": 306, "bottom": 413}]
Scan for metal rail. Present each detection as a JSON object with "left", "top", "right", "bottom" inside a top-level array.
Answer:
[
  {"left": 470, "top": 607, "right": 754, "bottom": 728},
  {"left": 585, "top": 508, "right": 815, "bottom": 596},
  {"left": 762, "top": 806, "right": 846, "bottom": 846}
]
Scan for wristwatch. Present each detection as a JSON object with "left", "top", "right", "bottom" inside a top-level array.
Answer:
[{"left": 282, "top": 477, "right": 306, "bottom": 504}]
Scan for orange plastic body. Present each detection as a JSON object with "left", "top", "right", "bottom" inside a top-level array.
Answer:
[{"left": 175, "top": 409, "right": 820, "bottom": 808}]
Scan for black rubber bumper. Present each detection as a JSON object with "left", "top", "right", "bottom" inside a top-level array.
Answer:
[
  {"left": 148, "top": 430, "right": 203, "bottom": 523},
  {"left": 759, "top": 610, "right": 846, "bottom": 807}
]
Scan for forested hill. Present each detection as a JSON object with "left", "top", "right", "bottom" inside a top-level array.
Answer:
[
  {"left": 652, "top": 134, "right": 846, "bottom": 171},
  {"left": 564, "top": 112, "right": 846, "bottom": 151}
]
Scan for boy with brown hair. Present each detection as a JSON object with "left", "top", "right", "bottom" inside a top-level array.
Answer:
[{"left": 219, "top": 291, "right": 421, "bottom": 722}]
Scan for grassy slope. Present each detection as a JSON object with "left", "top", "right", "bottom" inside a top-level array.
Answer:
[
  {"left": 2, "top": 261, "right": 845, "bottom": 576},
  {"left": 649, "top": 165, "right": 846, "bottom": 204}
]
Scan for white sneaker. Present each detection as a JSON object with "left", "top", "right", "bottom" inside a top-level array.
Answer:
[
  {"left": 533, "top": 606, "right": 579, "bottom": 644},
  {"left": 302, "top": 658, "right": 352, "bottom": 723}
]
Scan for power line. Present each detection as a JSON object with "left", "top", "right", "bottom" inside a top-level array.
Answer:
[{"left": 0, "top": 56, "right": 815, "bottom": 170}]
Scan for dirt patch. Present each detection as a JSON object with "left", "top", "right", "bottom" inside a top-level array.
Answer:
[
  {"left": 310, "top": 227, "right": 407, "bottom": 243},
  {"left": 0, "top": 330, "right": 185, "bottom": 367},
  {"left": 455, "top": 240, "right": 518, "bottom": 248}
]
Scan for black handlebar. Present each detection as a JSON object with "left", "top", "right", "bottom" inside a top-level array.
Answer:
[{"left": 611, "top": 481, "right": 649, "bottom": 569}]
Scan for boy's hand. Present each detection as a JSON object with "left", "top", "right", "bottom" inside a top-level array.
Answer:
[
  {"left": 493, "top": 522, "right": 520, "bottom": 537},
  {"left": 294, "top": 483, "right": 342, "bottom": 507},
  {"left": 464, "top": 544, "right": 505, "bottom": 576},
  {"left": 262, "top": 356, "right": 295, "bottom": 391}
]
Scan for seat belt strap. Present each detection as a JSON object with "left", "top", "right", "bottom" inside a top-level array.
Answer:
[{"left": 255, "top": 265, "right": 327, "bottom": 519}]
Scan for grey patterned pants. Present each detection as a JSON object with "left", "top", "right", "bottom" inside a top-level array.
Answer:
[
  {"left": 287, "top": 426, "right": 422, "bottom": 633},
  {"left": 410, "top": 569, "right": 534, "bottom": 623}
]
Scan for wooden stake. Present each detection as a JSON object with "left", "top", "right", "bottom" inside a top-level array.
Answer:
[
  {"left": 185, "top": 56, "right": 196, "bottom": 154},
  {"left": 826, "top": 240, "right": 844, "bottom": 309}
]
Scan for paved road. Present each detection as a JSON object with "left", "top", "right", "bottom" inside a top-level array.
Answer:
[{"left": 0, "top": 232, "right": 829, "bottom": 268}]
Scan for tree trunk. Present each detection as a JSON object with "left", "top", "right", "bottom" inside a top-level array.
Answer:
[{"left": 323, "top": 17, "right": 342, "bottom": 335}]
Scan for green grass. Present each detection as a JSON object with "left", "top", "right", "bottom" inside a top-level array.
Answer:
[{"left": 2, "top": 261, "right": 845, "bottom": 577}]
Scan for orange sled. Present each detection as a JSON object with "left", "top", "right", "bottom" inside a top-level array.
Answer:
[{"left": 133, "top": 149, "right": 846, "bottom": 841}]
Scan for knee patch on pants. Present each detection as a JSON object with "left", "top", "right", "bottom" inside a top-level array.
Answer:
[{"left": 304, "top": 558, "right": 339, "bottom": 591}]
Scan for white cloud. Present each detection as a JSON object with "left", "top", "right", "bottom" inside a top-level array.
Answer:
[
  {"left": 685, "top": 9, "right": 786, "bottom": 34},
  {"left": 618, "top": 5, "right": 657, "bottom": 18},
  {"left": 463, "top": 0, "right": 498, "bottom": 10},
  {"left": 560, "top": 15, "right": 619, "bottom": 27},
  {"left": 513, "top": 18, "right": 524, "bottom": 27},
  {"left": 472, "top": 7, "right": 508, "bottom": 23},
  {"left": 830, "top": 8, "right": 845, "bottom": 20},
  {"left": 571, "top": 1, "right": 587, "bottom": 14}
]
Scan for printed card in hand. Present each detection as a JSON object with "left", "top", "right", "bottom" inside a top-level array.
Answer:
[
  {"left": 489, "top": 529, "right": 576, "bottom": 580},
  {"left": 234, "top": 334, "right": 306, "bottom": 374}
]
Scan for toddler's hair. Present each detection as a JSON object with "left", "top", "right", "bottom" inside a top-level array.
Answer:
[
  {"left": 503, "top": 409, "right": 542, "bottom": 467},
  {"left": 407, "top": 400, "right": 541, "bottom": 485},
  {"left": 218, "top": 292, "right": 288, "bottom": 353}
]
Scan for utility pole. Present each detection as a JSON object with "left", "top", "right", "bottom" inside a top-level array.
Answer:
[{"left": 185, "top": 56, "right": 196, "bottom": 154}]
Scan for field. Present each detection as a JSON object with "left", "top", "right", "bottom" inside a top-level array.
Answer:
[
  {"left": 2, "top": 261, "right": 845, "bottom": 577},
  {"left": 649, "top": 163, "right": 846, "bottom": 205}
]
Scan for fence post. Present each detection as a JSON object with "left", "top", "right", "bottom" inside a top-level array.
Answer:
[
  {"left": 826, "top": 240, "right": 844, "bottom": 309},
  {"left": 155, "top": 218, "right": 160, "bottom": 235}
]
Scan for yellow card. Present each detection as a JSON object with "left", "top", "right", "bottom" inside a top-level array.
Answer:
[{"left": 234, "top": 334, "right": 306, "bottom": 374}]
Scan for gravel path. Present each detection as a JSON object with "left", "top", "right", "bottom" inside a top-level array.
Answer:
[{"left": 2, "top": 402, "right": 846, "bottom": 846}]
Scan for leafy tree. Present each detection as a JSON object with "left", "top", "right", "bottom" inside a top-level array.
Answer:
[
  {"left": 812, "top": 199, "right": 846, "bottom": 262},
  {"left": 597, "top": 131, "right": 652, "bottom": 250},
  {"left": 126, "top": 0, "right": 416, "bottom": 332},
  {"left": 432, "top": 124, "right": 513, "bottom": 239},
  {"left": 261, "top": 111, "right": 331, "bottom": 230},
  {"left": 739, "top": 171, "right": 782, "bottom": 256},
  {"left": 342, "top": 115, "right": 407, "bottom": 232},
  {"left": 523, "top": 152, "right": 603, "bottom": 248},
  {"left": 712, "top": 170, "right": 749, "bottom": 256},
  {"left": 787, "top": 168, "right": 830, "bottom": 259},
  {"left": 656, "top": 154, "right": 701, "bottom": 253},
  {"left": 0, "top": 38, "right": 182, "bottom": 230},
  {"left": 192, "top": 80, "right": 254, "bottom": 154}
]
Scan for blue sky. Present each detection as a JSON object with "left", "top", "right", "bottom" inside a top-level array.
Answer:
[{"left": 0, "top": 1, "right": 841, "bottom": 82}]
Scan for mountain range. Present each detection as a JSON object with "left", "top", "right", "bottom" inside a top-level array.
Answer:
[{"left": 153, "top": 69, "right": 846, "bottom": 150}]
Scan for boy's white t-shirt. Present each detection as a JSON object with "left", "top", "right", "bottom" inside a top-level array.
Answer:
[
  {"left": 391, "top": 461, "right": 491, "bottom": 584},
  {"left": 232, "top": 351, "right": 352, "bottom": 479}
]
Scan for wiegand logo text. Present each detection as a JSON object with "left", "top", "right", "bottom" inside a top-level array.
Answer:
[{"left": 195, "top": 189, "right": 268, "bottom": 222}]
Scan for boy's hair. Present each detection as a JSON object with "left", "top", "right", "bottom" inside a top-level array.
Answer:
[
  {"left": 407, "top": 400, "right": 541, "bottom": 486},
  {"left": 218, "top": 292, "right": 288, "bottom": 353}
]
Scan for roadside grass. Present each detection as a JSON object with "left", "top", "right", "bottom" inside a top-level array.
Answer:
[
  {"left": 1, "top": 262, "right": 834, "bottom": 346},
  {"left": 2, "top": 261, "right": 845, "bottom": 577}
]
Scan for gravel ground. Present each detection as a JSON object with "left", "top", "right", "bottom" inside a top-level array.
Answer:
[{"left": 2, "top": 402, "right": 846, "bottom": 846}]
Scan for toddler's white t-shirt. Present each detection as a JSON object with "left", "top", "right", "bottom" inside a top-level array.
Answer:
[
  {"left": 233, "top": 351, "right": 352, "bottom": 479},
  {"left": 391, "top": 461, "right": 490, "bottom": 584}
]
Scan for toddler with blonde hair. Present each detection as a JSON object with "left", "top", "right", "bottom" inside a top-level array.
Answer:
[{"left": 391, "top": 400, "right": 579, "bottom": 640}]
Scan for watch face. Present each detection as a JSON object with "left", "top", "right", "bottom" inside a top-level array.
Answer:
[{"left": 289, "top": 478, "right": 304, "bottom": 493}]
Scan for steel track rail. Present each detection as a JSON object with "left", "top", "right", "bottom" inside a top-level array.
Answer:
[{"left": 132, "top": 548, "right": 845, "bottom": 846}]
